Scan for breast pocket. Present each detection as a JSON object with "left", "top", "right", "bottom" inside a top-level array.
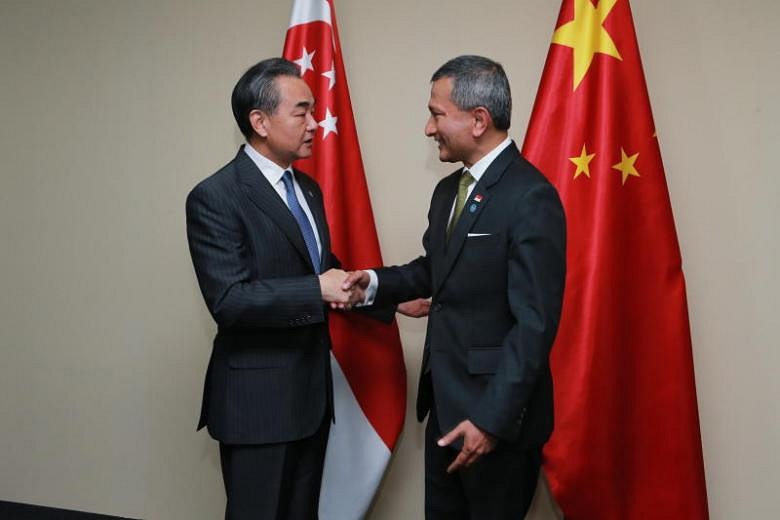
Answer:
[
  {"left": 464, "top": 233, "right": 501, "bottom": 247},
  {"left": 458, "top": 233, "right": 507, "bottom": 293}
]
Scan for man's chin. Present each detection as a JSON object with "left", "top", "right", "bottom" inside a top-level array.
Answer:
[{"left": 438, "top": 150, "right": 456, "bottom": 163}]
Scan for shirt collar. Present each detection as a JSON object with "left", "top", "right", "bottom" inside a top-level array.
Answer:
[
  {"left": 243, "top": 144, "right": 289, "bottom": 186},
  {"left": 465, "top": 136, "right": 513, "bottom": 182}
]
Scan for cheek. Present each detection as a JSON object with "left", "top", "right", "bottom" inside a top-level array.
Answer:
[{"left": 284, "top": 121, "right": 304, "bottom": 140}]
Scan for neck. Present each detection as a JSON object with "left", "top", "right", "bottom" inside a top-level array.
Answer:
[
  {"left": 462, "top": 131, "right": 509, "bottom": 168},
  {"left": 247, "top": 138, "right": 291, "bottom": 169}
]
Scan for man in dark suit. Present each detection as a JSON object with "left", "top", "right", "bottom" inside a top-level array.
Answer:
[
  {"left": 186, "top": 58, "right": 365, "bottom": 519},
  {"left": 345, "top": 55, "right": 566, "bottom": 518}
]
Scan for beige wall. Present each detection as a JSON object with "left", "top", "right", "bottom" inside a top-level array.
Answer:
[{"left": 1, "top": 0, "right": 777, "bottom": 518}]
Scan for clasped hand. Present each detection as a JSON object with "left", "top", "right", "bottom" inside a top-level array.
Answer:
[
  {"left": 341, "top": 270, "right": 431, "bottom": 318},
  {"left": 319, "top": 269, "right": 366, "bottom": 310}
]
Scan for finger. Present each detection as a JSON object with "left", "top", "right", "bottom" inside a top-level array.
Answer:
[
  {"left": 437, "top": 424, "right": 464, "bottom": 447},
  {"left": 341, "top": 272, "right": 361, "bottom": 290},
  {"left": 463, "top": 448, "right": 483, "bottom": 468},
  {"left": 446, "top": 450, "right": 470, "bottom": 473}
]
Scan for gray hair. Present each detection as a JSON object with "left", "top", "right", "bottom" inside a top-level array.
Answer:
[
  {"left": 231, "top": 58, "right": 301, "bottom": 139},
  {"left": 431, "top": 55, "right": 512, "bottom": 131}
]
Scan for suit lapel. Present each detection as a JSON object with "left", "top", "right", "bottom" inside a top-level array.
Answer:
[
  {"left": 233, "top": 148, "right": 317, "bottom": 272},
  {"left": 432, "top": 142, "right": 519, "bottom": 296},
  {"left": 428, "top": 172, "right": 459, "bottom": 291}
]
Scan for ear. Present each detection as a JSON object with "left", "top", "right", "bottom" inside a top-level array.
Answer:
[
  {"left": 472, "top": 107, "right": 492, "bottom": 138},
  {"left": 249, "top": 109, "right": 269, "bottom": 138}
]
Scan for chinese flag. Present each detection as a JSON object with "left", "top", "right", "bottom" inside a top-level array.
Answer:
[
  {"left": 282, "top": 1, "right": 406, "bottom": 518},
  {"left": 522, "top": 1, "right": 709, "bottom": 518}
]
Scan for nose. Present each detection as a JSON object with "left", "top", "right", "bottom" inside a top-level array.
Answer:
[
  {"left": 306, "top": 111, "right": 318, "bottom": 132},
  {"left": 424, "top": 116, "right": 436, "bottom": 137}
]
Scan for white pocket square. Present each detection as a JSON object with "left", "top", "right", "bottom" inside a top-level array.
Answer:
[{"left": 467, "top": 233, "right": 492, "bottom": 237}]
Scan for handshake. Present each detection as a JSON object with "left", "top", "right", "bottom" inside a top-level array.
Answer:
[
  {"left": 318, "top": 268, "right": 370, "bottom": 310},
  {"left": 318, "top": 269, "right": 431, "bottom": 317}
]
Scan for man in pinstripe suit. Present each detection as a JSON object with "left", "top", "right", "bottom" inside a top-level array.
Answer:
[{"left": 186, "top": 58, "right": 368, "bottom": 519}]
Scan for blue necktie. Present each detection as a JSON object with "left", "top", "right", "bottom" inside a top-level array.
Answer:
[{"left": 281, "top": 170, "right": 320, "bottom": 273}]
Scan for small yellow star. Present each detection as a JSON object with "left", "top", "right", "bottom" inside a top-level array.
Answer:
[
  {"left": 612, "top": 148, "right": 640, "bottom": 185},
  {"left": 569, "top": 144, "right": 596, "bottom": 179},
  {"left": 551, "top": 0, "right": 623, "bottom": 90}
]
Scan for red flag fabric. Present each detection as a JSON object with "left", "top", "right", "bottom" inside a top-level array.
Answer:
[
  {"left": 282, "top": 1, "right": 406, "bottom": 518},
  {"left": 522, "top": 1, "right": 708, "bottom": 518}
]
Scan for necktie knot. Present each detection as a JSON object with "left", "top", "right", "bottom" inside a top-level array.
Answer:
[
  {"left": 282, "top": 169, "right": 294, "bottom": 188},
  {"left": 459, "top": 169, "right": 474, "bottom": 189}
]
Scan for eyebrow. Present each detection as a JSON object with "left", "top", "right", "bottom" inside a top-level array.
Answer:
[{"left": 295, "top": 100, "right": 314, "bottom": 109}]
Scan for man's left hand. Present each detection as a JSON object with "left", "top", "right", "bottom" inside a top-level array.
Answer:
[{"left": 437, "top": 420, "right": 497, "bottom": 473}]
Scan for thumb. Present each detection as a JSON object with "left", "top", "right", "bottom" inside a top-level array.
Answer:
[
  {"left": 437, "top": 422, "right": 465, "bottom": 447},
  {"left": 342, "top": 271, "right": 364, "bottom": 290}
]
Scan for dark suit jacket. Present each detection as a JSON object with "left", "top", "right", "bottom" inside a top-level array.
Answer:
[
  {"left": 186, "top": 146, "right": 336, "bottom": 445},
  {"left": 374, "top": 142, "right": 566, "bottom": 448}
]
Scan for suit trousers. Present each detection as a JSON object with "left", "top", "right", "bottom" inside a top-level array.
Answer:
[
  {"left": 424, "top": 401, "right": 542, "bottom": 520},
  {"left": 219, "top": 413, "right": 330, "bottom": 520}
]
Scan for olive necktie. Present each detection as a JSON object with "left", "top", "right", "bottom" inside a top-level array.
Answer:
[{"left": 447, "top": 169, "right": 475, "bottom": 240}]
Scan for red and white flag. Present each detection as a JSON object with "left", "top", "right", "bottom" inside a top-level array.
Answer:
[
  {"left": 283, "top": 1, "right": 406, "bottom": 518},
  {"left": 523, "top": 0, "right": 708, "bottom": 518}
]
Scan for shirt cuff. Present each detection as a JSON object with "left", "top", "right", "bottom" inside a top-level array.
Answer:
[{"left": 358, "top": 269, "right": 379, "bottom": 306}]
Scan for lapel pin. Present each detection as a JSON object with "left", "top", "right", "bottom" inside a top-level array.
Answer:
[
  {"left": 473, "top": 194, "right": 483, "bottom": 203},
  {"left": 307, "top": 189, "right": 314, "bottom": 198},
  {"left": 469, "top": 203, "right": 478, "bottom": 213}
]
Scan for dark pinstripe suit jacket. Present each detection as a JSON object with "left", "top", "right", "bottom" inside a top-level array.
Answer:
[{"left": 186, "top": 146, "right": 336, "bottom": 445}]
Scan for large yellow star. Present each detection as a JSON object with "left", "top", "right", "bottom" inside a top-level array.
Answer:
[
  {"left": 612, "top": 147, "right": 640, "bottom": 184},
  {"left": 551, "top": 0, "right": 623, "bottom": 90},
  {"left": 569, "top": 144, "right": 596, "bottom": 179}
]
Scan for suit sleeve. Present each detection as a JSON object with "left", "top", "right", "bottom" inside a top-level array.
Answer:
[
  {"left": 186, "top": 183, "right": 324, "bottom": 330},
  {"left": 470, "top": 183, "right": 566, "bottom": 440}
]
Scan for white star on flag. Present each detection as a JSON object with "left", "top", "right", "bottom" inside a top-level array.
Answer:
[
  {"left": 294, "top": 46, "right": 316, "bottom": 76},
  {"left": 321, "top": 65, "right": 336, "bottom": 90},
  {"left": 318, "top": 108, "right": 338, "bottom": 139}
]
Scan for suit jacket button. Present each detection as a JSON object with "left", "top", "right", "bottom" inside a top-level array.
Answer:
[{"left": 433, "top": 303, "right": 442, "bottom": 312}]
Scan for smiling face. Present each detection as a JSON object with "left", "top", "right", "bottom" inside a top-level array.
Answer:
[
  {"left": 424, "top": 77, "right": 475, "bottom": 165},
  {"left": 253, "top": 75, "right": 317, "bottom": 167}
]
